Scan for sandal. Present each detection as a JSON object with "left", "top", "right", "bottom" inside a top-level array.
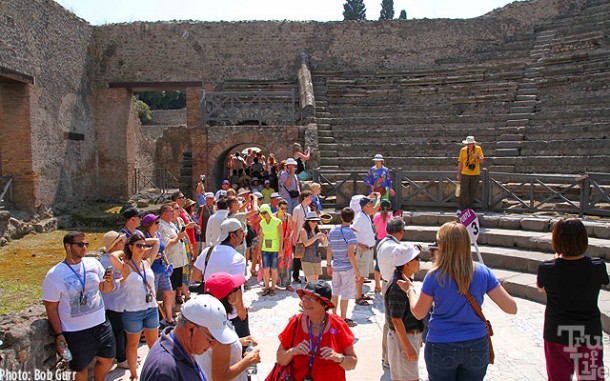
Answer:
[
  {"left": 269, "top": 288, "right": 276, "bottom": 296},
  {"left": 361, "top": 294, "right": 374, "bottom": 301},
  {"left": 285, "top": 285, "right": 295, "bottom": 292},
  {"left": 262, "top": 288, "right": 270, "bottom": 296},
  {"left": 356, "top": 297, "right": 369, "bottom": 306},
  {"left": 344, "top": 318, "right": 358, "bottom": 327}
]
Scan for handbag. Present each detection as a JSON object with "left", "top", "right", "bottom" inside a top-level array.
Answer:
[
  {"left": 297, "top": 171, "right": 309, "bottom": 181},
  {"left": 265, "top": 315, "right": 300, "bottom": 381},
  {"left": 453, "top": 276, "right": 495, "bottom": 364},
  {"left": 283, "top": 182, "right": 300, "bottom": 199},
  {"left": 294, "top": 242, "right": 305, "bottom": 258},
  {"left": 188, "top": 245, "right": 216, "bottom": 293}
]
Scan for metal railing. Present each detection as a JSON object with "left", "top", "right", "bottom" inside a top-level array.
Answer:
[
  {"left": 0, "top": 176, "right": 13, "bottom": 209},
  {"left": 313, "top": 169, "right": 610, "bottom": 217},
  {"left": 201, "top": 90, "right": 299, "bottom": 126},
  {"left": 133, "top": 169, "right": 183, "bottom": 196}
]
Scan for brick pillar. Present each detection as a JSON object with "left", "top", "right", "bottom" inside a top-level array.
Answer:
[
  {"left": 92, "top": 88, "right": 134, "bottom": 199},
  {"left": 186, "top": 87, "right": 207, "bottom": 187},
  {"left": 0, "top": 83, "right": 35, "bottom": 210}
]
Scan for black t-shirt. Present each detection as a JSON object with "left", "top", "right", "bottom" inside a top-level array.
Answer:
[
  {"left": 537, "top": 256, "right": 609, "bottom": 345},
  {"left": 384, "top": 272, "right": 423, "bottom": 332}
]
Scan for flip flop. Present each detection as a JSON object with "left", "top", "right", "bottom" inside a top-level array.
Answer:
[{"left": 356, "top": 297, "right": 369, "bottom": 306}]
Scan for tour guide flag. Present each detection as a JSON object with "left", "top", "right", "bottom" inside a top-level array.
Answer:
[{"left": 458, "top": 209, "right": 484, "bottom": 264}]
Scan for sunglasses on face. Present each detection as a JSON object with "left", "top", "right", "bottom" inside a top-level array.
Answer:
[
  {"left": 260, "top": 211, "right": 268, "bottom": 215},
  {"left": 71, "top": 242, "right": 89, "bottom": 248},
  {"left": 132, "top": 243, "right": 147, "bottom": 249},
  {"left": 279, "top": 207, "right": 287, "bottom": 211}
]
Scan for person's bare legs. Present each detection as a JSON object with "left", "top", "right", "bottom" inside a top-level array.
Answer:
[
  {"left": 163, "top": 290, "right": 175, "bottom": 323},
  {"left": 93, "top": 357, "right": 114, "bottom": 381},
  {"left": 125, "top": 332, "right": 141, "bottom": 379},
  {"left": 263, "top": 268, "right": 270, "bottom": 291},
  {"left": 73, "top": 369, "right": 88, "bottom": 381},
  {"left": 143, "top": 328, "right": 158, "bottom": 348},
  {"left": 271, "top": 269, "right": 278, "bottom": 291},
  {"left": 374, "top": 270, "right": 382, "bottom": 292},
  {"left": 340, "top": 299, "right": 349, "bottom": 320},
  {"left": 331, "top": 296, "right": 339, "bottom": 315}
]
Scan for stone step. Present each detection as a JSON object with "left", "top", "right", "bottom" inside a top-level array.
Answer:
[
  {"left": 516, "top": 88, "right": 539, "bottom": 96},
  {"left": 508, "top": 112, "right": 535, "bottom": 120},
  {"left": 496, "top": 141, "right": 525, "bottom": 149},
  {"left": 318, "top": 136, "right": 335, "bottom": 144},
  {"left": 513, "top": 100, "right": 537, "bottom": 107},
  {"left": 404, "top": 225, "right": 610, "bottom": 259},
  {"left": 317, "top": 130, "right": 333, "bottom": 137},
  {"left": 494, "top": 148, "right": 520, "bottom": 157},
  {"left": 488, "top": 165, "right": 515, "bottom": 172},
  {"left": 509, "top": 106, "right": 535, "bottom": 114},
  {"left": 515, "top": 94, "right": 538, "bottom": 101},
  {"left": 498, "top": 133, "right": 524, "bottom": 141},
  {"left": 506, "top": 119, "right": 530, "bottom": 127}
]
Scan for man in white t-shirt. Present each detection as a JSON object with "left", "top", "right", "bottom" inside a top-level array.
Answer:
[
  {"left": 351, "top": 195, "right": 380, "bottom": 306},
  {"left": 43, "top": 231, "right": 117, "bottom": 381},
  {"left": 291, "top": 190, "right": 312, "bottom": 283},
  {"left": 192, "top": 218, "right": 249, "bottom": 338},
  {"left": 376, "top": 217, "right": 420, "bottom": 369}
]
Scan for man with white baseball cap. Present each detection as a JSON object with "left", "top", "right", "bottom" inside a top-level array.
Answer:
[
  {"left": 279, "top": 157, "right": 300, "bottom": 213},
  {"left": 192, "top": 218, "right": 250, "bottom": 338},
  {"left": 140, "top": 294, "right": 237, "bottom": 381},
  {"left": 383, "top": 237, "right": 423, "bottom": 381},
  {"left": 376, "top": 217, "right": 420, "bottom": 369}
]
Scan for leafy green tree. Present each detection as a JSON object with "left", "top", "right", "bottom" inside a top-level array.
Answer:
[
  {"left": 399, "top": 9, "right": 407, "bottom": 19},
  {"left": 379, "top": 0, "right": 394, "bottom": 20},
  {"left": 133, "top": 97, "right": 152, "bottom": 125},
  {"left": 343, "top": 0, "right": 366, "bottom": 20},
  {"left": 134, "top": 90, "right": 186, "bottom": 110}
]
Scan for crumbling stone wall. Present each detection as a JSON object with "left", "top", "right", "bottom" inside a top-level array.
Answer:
[{"left": 0, "top": 0, "right": 95, "bottom": 211}]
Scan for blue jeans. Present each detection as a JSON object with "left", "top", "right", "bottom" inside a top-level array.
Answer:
[
  {"left": 425, "top": 336, "right": 489, "bottom": 381},
  {"left": 286, "top": 197, "right": 299, "bottom": 214},
  {"left": 262, "top": 251, "right": 279, "bottom": 269}
]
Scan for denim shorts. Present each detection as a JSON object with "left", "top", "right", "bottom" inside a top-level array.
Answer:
[
  {"left": 154, "top": 271, "right": 172, "bottom": 293},
  {"left": 424, "top": 336, "right": 489, "bottom": 381},
  {"left": 122, "top": 307, "right": 159, "bottom": 334},
  {"left": 262, "top": 251, "right": 279, "bottom": 269}
]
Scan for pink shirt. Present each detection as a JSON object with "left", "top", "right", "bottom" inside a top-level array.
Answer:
[{"left": 373, "top": 212, "right": 391, "bottom": 240}]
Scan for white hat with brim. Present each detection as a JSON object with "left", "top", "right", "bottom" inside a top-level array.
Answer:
[
  {"left": 392, "top": 243, "right": 421, "bottom": 266},
  {"left": 372, "top": 154, "right": 384, "bottom": 161},
  {"left": 285, "top": 158, "right": 298, "bottom": 166},
  {"left": 218, "top": 218, "right": 243, "bottom": 242},
  {"left": 462, "top": 136, "right": 477, "bottom": 145},
  {"left": 181, "top": 294, "right": 238, "bottom": 345},
  {"left": 270, "top": 192, "right": 281, "bottom": 199}
]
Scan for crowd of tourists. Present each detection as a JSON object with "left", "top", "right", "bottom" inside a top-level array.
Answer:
[{"left": 42, "top": 145, "right": 608, "bottom": 381}]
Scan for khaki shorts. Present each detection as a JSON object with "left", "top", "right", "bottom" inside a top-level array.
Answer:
[
  {"left": 331, "top": 268, "right": 356, "bottom": 300},
  {"left": 387, "top": 329, "right": 421, "bottom": 380},
  {"left": 355, "top": 247, "right": 374, "bottom": 277},
  {"left": 302, "top": 261, "right": 322, "bottom": 277}
]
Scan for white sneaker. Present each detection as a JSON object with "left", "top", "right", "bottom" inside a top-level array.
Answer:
[{"left": 116, "top": 360, "right": 129, "bottom": 369}]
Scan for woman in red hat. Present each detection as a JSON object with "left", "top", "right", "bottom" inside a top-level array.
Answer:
[{"left": 275, "top": 280, "right": 358, "bottom": 381}]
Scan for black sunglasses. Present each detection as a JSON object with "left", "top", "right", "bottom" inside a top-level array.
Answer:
[{"left": 71, "top": 242, "right": 89, "bottom": 248}]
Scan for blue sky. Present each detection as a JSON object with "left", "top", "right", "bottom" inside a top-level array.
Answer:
[{"left": 54, "top": 0, "right": 523, "bottom": 25}]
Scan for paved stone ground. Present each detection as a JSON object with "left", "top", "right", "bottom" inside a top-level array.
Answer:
[{"left": 107, "top": 274, "right": 609, "bottom": 381}]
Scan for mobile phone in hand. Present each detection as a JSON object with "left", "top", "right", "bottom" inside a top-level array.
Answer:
[{"left": 181, "top": 226, "right": 186, "bottom": 232}]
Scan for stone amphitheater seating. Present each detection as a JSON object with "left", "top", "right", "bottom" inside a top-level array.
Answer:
[{"left": 314, "top": 1, "right": 610, "bottom": 175}]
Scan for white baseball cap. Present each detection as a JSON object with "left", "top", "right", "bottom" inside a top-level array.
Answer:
[
  {"left": 181, "top": 294, "right": 238, "bottom": 345},
  {"left": 392, "top": 242, "right": 421, "bottom": 266},
  {"left": 218, "top": 218, "right": 243, "bottom": 242}
]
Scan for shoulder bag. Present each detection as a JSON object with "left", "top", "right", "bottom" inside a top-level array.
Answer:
[
  {"left": 453, "top": 276, "right": 495, "bottom": 364},
  {"left": 188, "top": 245, "right": 216, "bottom": 294},
  {"left": 265, "top": 314, "right": 301, "bottom": 381}
]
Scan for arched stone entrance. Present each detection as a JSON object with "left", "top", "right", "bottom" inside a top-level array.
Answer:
[{"left": 192, "top": 125, "right": 299, "bottom": 190}]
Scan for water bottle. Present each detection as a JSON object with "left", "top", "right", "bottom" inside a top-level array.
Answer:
[
  {"left": 59, "top": 340, "right": 72, "bottom": 362},
  {"left": 245, "top": 343, "right": 257, "bottom": 376}
]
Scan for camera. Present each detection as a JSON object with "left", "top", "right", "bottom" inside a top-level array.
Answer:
[
  {"left": 468, "top": 163, "right": 476, "bottom": 170},
  {"left": 200, "top": 175, "right": 206, "bottom": 182}
]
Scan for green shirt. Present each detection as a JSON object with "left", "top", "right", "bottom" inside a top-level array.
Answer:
[{"left": 260, "top": 216, "right": 282, "bottom": 252}]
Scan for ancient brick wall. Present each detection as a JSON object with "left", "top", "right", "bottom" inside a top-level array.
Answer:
[{"left": 0, "top": 0, "right": 95, "bottom": 211}]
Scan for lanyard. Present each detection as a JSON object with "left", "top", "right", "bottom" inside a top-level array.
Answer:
[
  {"left": 339, "top": 226, "right": 349, "bottom": 244},
  {"left": 131, "top": 259, "right": 149, "bottom": 294},
  {"left": 63, "top": 260, "right": 86, "bottom": 294},
  {"left": 307, "top": 315, "right": 328, "bottom": 375},
  {"left": 169, "top": 333, "right": 208, "bottom": 381}
]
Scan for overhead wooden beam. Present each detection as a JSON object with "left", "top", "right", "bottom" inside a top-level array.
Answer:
[
  {"left": 0, "top": 67, "right": 35, "bottom": 85},
  {"left": 108, "top": 81, "right": 204, "bottom": 91}
]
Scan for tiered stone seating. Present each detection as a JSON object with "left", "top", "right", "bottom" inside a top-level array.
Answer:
[{"left": 314, "top": 1, "right": 610, "bottom": 176}]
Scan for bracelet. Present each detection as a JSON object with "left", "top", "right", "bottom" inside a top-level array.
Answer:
[
  {"left": 407, "top": 287, "right": 416, "bottom": 294},
  {"left": 338, "top": 354, "right": 345, "bottom": 364},
  {"left": 54, "top": 332, "right": 64, "bottom": 338}
]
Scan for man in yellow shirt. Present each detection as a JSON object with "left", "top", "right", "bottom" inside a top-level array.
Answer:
[{"left": 457, "top": 136, "right": 484, "bottom": 212}]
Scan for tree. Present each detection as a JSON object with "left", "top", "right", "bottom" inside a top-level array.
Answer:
[
  {"left": 399, "top": 9, "right": 407, "bottom": 19},
  {"left": 134, "top": 90, "right": 186, "bottom": 110},
  {"left": 133, "top": 97, "right": 152, "bottom": 125},
  {"left": 379, "top": 0, "right": 394, "bottom": 20},
  {"left": 343, "top": 0, "right": 366, "bottom": 20}
]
